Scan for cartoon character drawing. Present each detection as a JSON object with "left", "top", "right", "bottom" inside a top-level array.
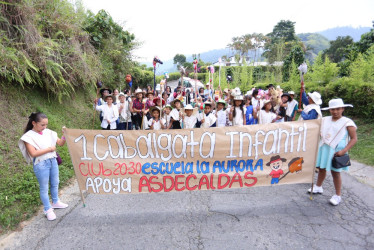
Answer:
[{"left": 266, "top": 155, "right": 286, "bottom": 185}]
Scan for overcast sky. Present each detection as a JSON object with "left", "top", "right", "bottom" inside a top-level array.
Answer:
[{"left": 80, "top": 0, "right": 373, "bottom": 62}]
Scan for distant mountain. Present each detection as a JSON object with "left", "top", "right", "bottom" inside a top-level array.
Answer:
[
  {"left": 317, "top": 26, "right": 371, "bottom": 41},
  {"left": 297, "top": 33, "right": 330, "bottom": 61},
  {"left": 141, "top": 48, "right": 265, "bottom": 74}
]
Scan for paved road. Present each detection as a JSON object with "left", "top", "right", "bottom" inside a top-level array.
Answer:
[{"left": 1, "top": 161, "right": 374, "bottom": 250}]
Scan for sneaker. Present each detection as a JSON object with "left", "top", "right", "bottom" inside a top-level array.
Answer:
[
  {"left": 330, "top": 195, "right": 342, "bottom": 206},
  {"left": 44, "top": 208, "right": 56, "bottom": 221},
  {"left": 308, "top": 185, "right": 323, "bottom": 194},
  {"left": 52, "top": 200, "right": 69, "bottom": 209}
]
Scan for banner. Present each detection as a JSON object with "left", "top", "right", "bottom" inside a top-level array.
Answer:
[{"left": 65, "top": 120, "right": 321, "bottom": 194}]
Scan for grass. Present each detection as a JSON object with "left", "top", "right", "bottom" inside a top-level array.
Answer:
[
  {"left": 349, "top": 119, "right": 374, "bottom": 166},
  {"left": 0, "top": 83, "right": 99, "bottom": 234}
]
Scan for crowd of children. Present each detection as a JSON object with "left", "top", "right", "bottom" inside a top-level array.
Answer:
[{"left": 94, "top": 83, "right": 324, "bottom": 131}]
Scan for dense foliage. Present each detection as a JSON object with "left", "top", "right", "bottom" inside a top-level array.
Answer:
[{"left": 0, "top": 0, "right": 140, "bottom": 100}]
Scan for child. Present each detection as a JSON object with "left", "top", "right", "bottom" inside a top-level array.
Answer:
[
  {"left": 285, "top": 91, "right": 298, "bottom": 121},
  {"left": 118, "top": 92, "right": 133, "bottom": 130},
  {"left": 254, "top": 100, "right": 278, "bottom": 124},
  {"left": 95, "top": 95, "right": 119, "bottom": 130},
  {"left": 182, "top": 104, "right": 198, "bottom": 129},
  {"left": 18, "top": 112, "right": 68, "bottom": 221},
  {"left": 245, "top": 96, "right": 254, "bottom": 125},
  {"left": 162, "top": 104, "right": 173, "bottom": 129},
  {"left": 148, "top": 106, "right": 165, "bottom": 130},
  {"left": 170, "top": 99, "right": 183, "bottom": 129},
  {"left": 229, "top": 95, "right": 246, "bottom": 126},
  {"left": 215, "top": 99, "right": 229, "bottom": 127},
  {"left": 297, "top": 87, "right": 322, "bottom": 120},
  {"left": 275, "top": 93, "right": 291, "bottom": 123},
  {"left": 197, "top": 101, "right": 217, "bottom": 128}
]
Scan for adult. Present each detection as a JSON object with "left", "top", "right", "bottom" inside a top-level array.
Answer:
[
  {"left": 132, "top": 88, "right": 145, "bottom": 130},
  {"left": 95, "top": 95, "right": 119, "bottom": 130},
  {"left": 203, "top": 83, "right": 213, "bottom": 101},
  {"left": 97, "top": 88, "right": 111, "bottom": 122},
  {"left": 144, "top": 92, "right": 155, "bottom": 120},
  {"left": 285, "top": 91, "right": 298, "bottom": 121},
  {"left": 298, "top": 87, "right": 322, "bottom": 120},
  {"left": 112, "top": 88, "right": 119, "bottom": 104},
  {"left": 118, "top": 92, "right": 133, "bottom": 130},
  {"left": 18, "top": 112, "right": 68, "bottom": 221},
  {"left": 309, "top": 99, "right": 357, "bottom": 206}
]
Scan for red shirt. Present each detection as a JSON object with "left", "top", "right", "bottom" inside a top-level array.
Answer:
[{"left": 269, "top": 169, "right": 283, "bottom": 178}]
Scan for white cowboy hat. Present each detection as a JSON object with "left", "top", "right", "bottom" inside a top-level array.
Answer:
[
  {"left": 118, "top": 92, "right": 125, "bottom": 97},
  {"left": 246, "top": 90, "right": 253, "bottom": 96},
  {"left": 149, "top": 106, "right": 162, "bottom": 114},
  {"left": 288, "top": 91, "right": 295, "bottom": 95},
  {"left": 307, "top": 91, "right": 322, "bottom": 105},
  {"left": 321, "top": 98, "right": 353, "bottom": 110},
  {"left": 182, "top": 104, "right": 198, "bottom": 116},
  {"left": 233, "top": 95, "right": 244, "bottom": 101},
  {"left": 203, "top": 100, "right": 213, "bottom": 106},
  {"left": 205, "top": 82, "right": 210, "bottom": 86},
  {"left": 135, "top": 88, "right": 144, "bottom": 94},
  {"left": 184, "top": 104, "right": 194, "bottom": 110}
]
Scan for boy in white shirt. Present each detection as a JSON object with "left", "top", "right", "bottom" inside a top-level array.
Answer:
[
  {"left": 197, "top": 101, "right": 217, "bottom": 128},
  {"left": 182, "top": 104, "right": 198, "bottom": 129},
  {"left": 148, "top": 106, "right": 165, "bottom": 130}
]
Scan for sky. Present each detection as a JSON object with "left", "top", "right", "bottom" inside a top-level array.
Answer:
[{"left": 80, "top": 0, "right": 374, "bottom": 62}]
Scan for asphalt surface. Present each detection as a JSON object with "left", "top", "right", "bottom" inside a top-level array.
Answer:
[{"left": 1, "top": 160, "right": 374, "bottom": 250}]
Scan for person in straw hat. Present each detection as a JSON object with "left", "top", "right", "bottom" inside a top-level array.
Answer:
[
  {"left": 170, "top": 99, "right": 183, "bottom": 129},
  {"left": 181, "top": 104, "right": 198, "bottom": 129},
  {"left": 214, "top": 99, "right": 229, "bottom": 127},
  {"left": 148, "top": 106, "right": 165, "bottom": 130},
  {"left": 132, "top": 88, "right": 145, "bottom": 130},
  {"left": 229, "top": 95, "right": 246, "bottom": 126},
  {"left": 254, "top": 99, "right": 277, "bottom": 124},
  {"left": 197, "top": 101, "right": 217, "bottom": 128},
  {"left": 285, "top": 91, "right": 298, "bottom": 121},
  {"left": 297, "top": 87, "right": 322, "bottom": 120},
  {"left": 308, "top": 98, "right": 357, "bottom": 206}
]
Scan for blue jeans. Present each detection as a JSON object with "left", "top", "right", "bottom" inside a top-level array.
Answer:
[
  {"left": 33, "top": 158, "right": 59, "bottom": 211},
  {"left": 118, "top": 122, "right": 132, "bottom": 130}
]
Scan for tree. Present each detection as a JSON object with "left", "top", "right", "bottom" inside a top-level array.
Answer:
[
  {"left": 173, "top": 54, "right": 186, "bottom": 65},
  {"left": 268, "top": 20, "right": 297, "bottom": 44},
  {"left": 282, "top": 45, "right": 305, "bottom": 82},
  {"left": 322, "top": 36, "right": 354, "bottom": 63},
  {"left": 263, "top": 20, "right": 298, "bottom": 63}
]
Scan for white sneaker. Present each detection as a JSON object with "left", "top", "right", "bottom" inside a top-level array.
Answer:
[
  {"left": 52, "top": 200, "right": 69, "bottom": 209},
  {"left": 308, "top": 185, "right": 323, "bottom": 194},
  {"left": 330, "top": 195, "right": 342, "bottom": 206},
  {"left": 44, "top": 208, "right": 56, "bottom": 221}
]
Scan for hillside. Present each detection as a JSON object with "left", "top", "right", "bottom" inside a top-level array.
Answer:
[
  {"left": 0, "top": 83, "right": 98, "bottom": 233},
  {"left": 297, "top": 33, "right": 330, "bottom": 61},
  {"left": 317, "top": 26, "right": 372, "bottom": 41}
]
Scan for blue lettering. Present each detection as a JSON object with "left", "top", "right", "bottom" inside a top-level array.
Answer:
[
  {"left": 151, "top": 162, "right": 159, "bottom": 175},
  {"left": 142, "top": 163, "right": 151, "bottom": 174}
]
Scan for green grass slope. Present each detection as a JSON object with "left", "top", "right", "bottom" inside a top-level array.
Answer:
[{"left": 0, "top": 83, "right": 99, "bottom": 234}]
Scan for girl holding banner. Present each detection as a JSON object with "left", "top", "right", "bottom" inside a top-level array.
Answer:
[
  {"left": 18, "top": 112, "right": 68, "bottom": 221},
  {"left": 309, "top": 99, "right": 357, "bottom": 206}
]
